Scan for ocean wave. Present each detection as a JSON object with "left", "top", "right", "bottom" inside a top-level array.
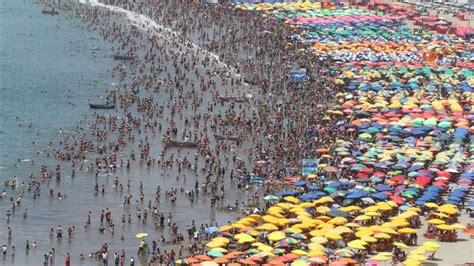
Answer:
[{"left": 78, "top": 0, "right": 239, "bottom": 76}]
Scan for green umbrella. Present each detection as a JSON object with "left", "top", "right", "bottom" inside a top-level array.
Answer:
[
  {"left": 207, "top": 250, "right": 224, "bottom": 258},
  {"left": 264, "top": 195, "right": 279, "bottom": 201}
]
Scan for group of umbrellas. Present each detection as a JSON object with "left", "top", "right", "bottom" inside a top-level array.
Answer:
[{"left": 175, "top": 1, "right": 473, "bottom": 265}]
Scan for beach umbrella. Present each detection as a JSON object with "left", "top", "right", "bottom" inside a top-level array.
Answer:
[
  {"left": 398, "top": 228, "right": 417, "bottom": 234},
  {"left": 257, "top": 223, "right": 279, "bottom": 231},
  {"left": 268, "top": 231, "right": 286, "bottom": 241},
  {"left": 264, "top": 195, "right": 280, "bottom": 201},
  {"left": 423, "top": 241, "right": 440, "bottom": 248},
  {"left": 135, "top": 233, "right": 149, "bottom": 238},
  {"left": 326, "top": 210, "right": 348, "bottom": 218},
  {"left": 194, "top": 255, "right": 212, "bottom": 261},
  {"left": 348, "top": 240, "right": 367, "bottom": 250},
  {"left": 207, "top": 250, "right": 224, "bottom": 258},
  {"left": 393, "top": 242, "right": 409, "bottom": 249},
  {"left": 201, "top": 261, "right": 219, "bottom": 266}
]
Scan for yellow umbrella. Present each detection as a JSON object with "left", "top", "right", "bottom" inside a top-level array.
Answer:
[
  {"left": 424, "top": 202, "right": 439, "bottom": 208},
  {"left": 432, "top": 212, "right": 449, "bottom": 218},
  {"left": 258, "top": 245, "right": 273, "bottom": 252},
  {"left": 340, "top": 206, "right": 361, "bottom": 212},
  {"left": 334, "top": 226, "right": 352, "bottom": 234},
  {"left": 423, "top": 241, "right": 440, "bottom": 249},
  {"left": 291, "top": 250, "right": 308, "bottom": 256},
  {"left": 437, "top": 224, "right": 455, "bottom": 231},
  {"left": 354, "top": 215, "right": 371, "bottom": 222},
  {"left": 284, "top": 196, "right": 300, "bottom": 204},
  {"left": 210, "top": 247, "right": 228, "bottom": 253},
  {"left": 374, "top": 233, "right": 391, "bottom": 239},
  {"left": 307, "top": 249, "right": 325, "bottom": 257},
  {"left": 206, "top": 242, "right": 225, "bottom": 248},
  {"left": 399, "top": 211, "right": 419, "bottom": 218},
  {"left": 325, "top": 231, "right": 342, "bottom": 240},
  {"left": 361, "top": 235, "right": 377, "bottom": 243},
  {"left": 364, "top": 206, "right": 379, "bottom": 212},
  {"left": 247, "top": 230, "right": 261, "bottom": 237},
  {"left": 348, "top": 240, "right": 368, "bottom": 250},
  {"left": 311, "top": 236, "right": 328, "bottom": 244},
  {"left": 308, "top": 242, "right": 325, "bottom": 251},
  {"left": 286, "top": 227, "right": 303, "bottom": 234},
  {"left": 267, "top": 231, "right": 286, "bottom": 241},
  {"left": 316, "top": 206, "right": 331, "bottom": 213},
  {"left": 262, "top": 215, "right": 279, "bottom": 224},
  {"left": 212, "top": 237, "right": 230, "bottom": 244},
  {"left": 403, "top": 259, "right": 421, "bottom": 266},
  {"left": 393, "top": 242, "right": 409, "bottom": 249},
  {"left": 406, "top": 207, "right": 422, "bottom": 213},
  {"left": 235, "top": 233, "right": 255, "bottom": 243},
  {"left": 257, "top": 223, "right": 279, "bottom": 231},
  {"left": 427, "top": 219, "right": 445, "bottom": 225},
  {"left": 328, "top": 217, "right": 348, "bottom": 225},
  {"left": 398, "top": 228, "right": 417, "bottom": 234},
  {"left": 345, "top": 223, "right": 361, "bottom": 228},
  {"left": 219, "top": 225, "right": 234, "bottom": 232}
]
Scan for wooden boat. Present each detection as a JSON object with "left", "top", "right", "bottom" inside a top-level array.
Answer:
[
  {"left": 113, "top": 54, "right": 134, "bottom": 60},
  {"left": 169, "top": 140, "right": 198, "bottom": 148},
  {"left": 214, "top": 134, "right": 239, "bottom": 141},
  {"left": 89, "top": 103, "right": 115, "bottom": 109}
]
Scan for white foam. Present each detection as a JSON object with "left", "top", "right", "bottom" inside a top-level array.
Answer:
[{"left": 78, "top": 0, "right": 237, "bottom": 75}]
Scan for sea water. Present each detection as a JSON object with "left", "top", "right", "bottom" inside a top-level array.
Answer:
[{"left": 0, "top": 0, "right": 240, "bottom": 264}]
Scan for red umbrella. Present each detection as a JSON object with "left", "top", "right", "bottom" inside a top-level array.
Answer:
[{"left": 390, "top": 195, "right": 405, "bottom": 205}]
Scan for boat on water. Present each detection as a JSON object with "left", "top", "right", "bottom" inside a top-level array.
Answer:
[
  {"left": 90, "top": 46, "right": 100, "bottom": 51},
  {"left": 168, "top": 140, "right": 198, "bottom": 148},
  {"left": 42, "top": 5, "right": 58, "bottom": 15},
  {"left": 113, "top": 54, "right": 134, "bottom": 60},
  {"left": 89, "top": 103, "right": 115, "bottom": 109},
  {"left": 214, "top": 134, "right": 239, "bottom": 141}
]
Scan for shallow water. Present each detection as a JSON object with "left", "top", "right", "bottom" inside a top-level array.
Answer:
[{"left": 0, "top": 0, "right": 250, "bottom": 265}]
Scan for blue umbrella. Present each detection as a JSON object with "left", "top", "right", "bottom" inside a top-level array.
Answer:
[
  {"left": 293, "top": 181, "right": 308, "bottom": 187},
  {"left": 375, "top": 184, "right": 393, "bottom": 192},
  {"left": 276, "top": 190, "right": 300, "bottom": 197},
  {"left": 205, "top": 227, "right": 218, "bottom": 234},
  {"left": 308, "top": 185, "right": 321, "bottom": 191},
  {"left": 371, "top": 192, "right": 389, "bottom": 200},
  {"left": 346, "top": 190, "right": 369, "bottom": 199}
]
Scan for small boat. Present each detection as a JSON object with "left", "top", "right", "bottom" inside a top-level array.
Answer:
[
  {"left": 42, "top": 6, "right": 58, "bottom": 15},
  {"left": 89, "top": 103, "right": 115, "bottom": 109},
  {"left": 90, "top": 46, "right": 100, "bottom": 51},
  {"left": 214, "top": 134, "right": 239, "bottom": 141},
  {"left": 113, "top": 54, "right": 134, "bottom": 60},
  {"left": 169, "top": 140, "right": 198, "bottom": 148}
]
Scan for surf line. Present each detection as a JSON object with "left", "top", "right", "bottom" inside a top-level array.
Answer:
[{"left": 78, "top": 0, "right": 239, "bottom": 76}]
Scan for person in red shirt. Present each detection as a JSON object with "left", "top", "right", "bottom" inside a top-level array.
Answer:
[{"left": 65, "top": 253, "right": 70, "bottom": 266}]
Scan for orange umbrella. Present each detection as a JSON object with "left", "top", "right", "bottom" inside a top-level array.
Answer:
[
  {"left": 228, "top": 264, "right": 242, "bottom": 266},
  {"left": 185, "top": 257, "right": 200, "bottom": 263},
  {"left": 213, "top": 257, "right": 229, "bottom": 264},
  {"left": 240, "top": 258, "right": 257, "bottom": 265},
  {"left": 248, "top": 256, "right": 263, "bottom": 262},
  {"left": 339, "top": 257, "right": 358, "bottom": 264},
  {"left": 268, "top": 260, "right": 285, "bottom": 266},
  {"left": 195, "top": 255, "right": 213, "bottom": 261}
]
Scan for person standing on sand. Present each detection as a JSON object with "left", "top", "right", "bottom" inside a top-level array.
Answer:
[{"left": 65, "top": 252, "right": 70, "bottom": 266}]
